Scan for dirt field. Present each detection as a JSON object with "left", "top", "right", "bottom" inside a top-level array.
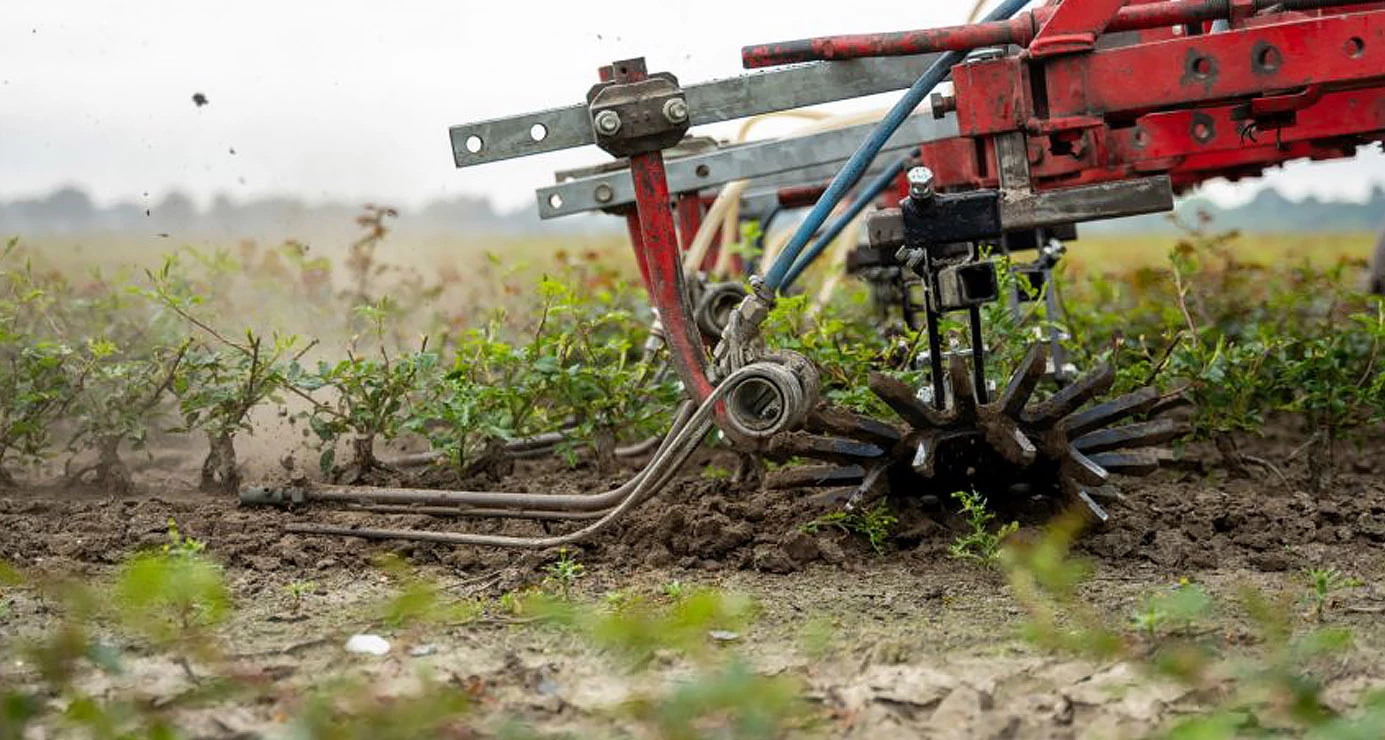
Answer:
[{"left": 4, "top": 424, "right": 1384, "bottom": 739}]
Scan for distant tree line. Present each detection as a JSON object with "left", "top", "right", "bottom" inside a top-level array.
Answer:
[
  {"left": 0, "top": 186, "right": 588, "bottom": 241},
  {"left": 0, "top": 184, "right": 1382, "bottom": 240}
]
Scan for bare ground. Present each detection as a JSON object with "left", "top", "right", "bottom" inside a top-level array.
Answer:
[{"left": 2, "top": 426, "right": 1385, "bottom": 738}]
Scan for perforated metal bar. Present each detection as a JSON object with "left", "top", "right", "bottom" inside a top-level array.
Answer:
[{"left": 448, "top": 55, "right": 944, "bottom": 167}]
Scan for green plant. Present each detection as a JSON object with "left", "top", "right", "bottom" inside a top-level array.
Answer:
[
  {"left": 148, "top": 261, "right": 305, "bottom": 492},
  {"left": 948, "top": 489, "right": 1019, "bottom": 563},
  {"left": 542, "top": 547, "right": 585, "bottom": 600},
  {"left": 1303, "top": 567, "right": 1361, "bottom": 622},
  {"left": 293, "top": 303, "right": 438, "bottom": 480},
  {"left": 0, "top": 340, "right": 73, "bottom": 487},
  {"left": 373, "top": 555, "right": 479, "bottom": 629},
  {"left": 1281, "top": 304, "right": 1385, "bottom": 490},
  {"left": 114, "top": 522, "right": 229, "bottom": 679},
  {"left": 804, "top": 500, "right": 898, "bottom": 555},
  {"left": 1130, "top": 579, "right": 1213, "bottom": 641},
  {"left": 62, "top": 338, "right": 189, "bottom": 494},
  {"left": 661, "top": 580, "right": 688, "bottom": 601},
  {"left": 285, "top": 579, "right": 319, "bottom": 611}
]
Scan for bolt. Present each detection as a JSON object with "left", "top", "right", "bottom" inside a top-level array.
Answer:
[
  {"left": 593, "top": 183, "right": 614, "bottom": 203},
  {"left": 594, "top": 110, "right": 622, "bottom": 136},
  {"left": 662, "top": 98, "right": 689, "bottom": 124},
  {"left": 967, "top": 47, "right": 1006, "bottom": 63},
  {"left": 907, "top": 166, "right": 935, "bottom": 201}
]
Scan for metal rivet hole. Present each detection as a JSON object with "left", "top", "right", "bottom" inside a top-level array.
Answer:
[
  {"left": 695, "top": 164, "right": 710, "bottom": 177},
  {"left": 464, "top": 135, "right": 483, "bottom": 154},
  {"left": 1346, "top": 37, "right": 1365, "bottom": 59},
  {"left": 548, "top": 193, "right": 564, "bottom": 210},
  {"left": 1255, "top": 45, "right": 1282, "bottom": 72},
  {"left": 529, "top": 123, "right": 548, "bottom": 142}
]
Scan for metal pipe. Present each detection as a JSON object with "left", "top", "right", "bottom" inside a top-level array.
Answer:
[
  {"left": 245, "top": 403, "right": 694, "bottom": 513},
  {"left": 741, "top": 0, "right": 1370, "bottom": 68},
  {"left": 344, "top": 504, "right": 607, "bottom": 521},
  {"left": 280, "top": 362, "right": 740, "bottom": 548}
]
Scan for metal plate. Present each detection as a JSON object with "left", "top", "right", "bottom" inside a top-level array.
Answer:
[
  {"left": 535, "top": 113, "right": 959, "bottom": 219},
  {"left": 449, "top": 54, "right": 944, "bottom": 167}
]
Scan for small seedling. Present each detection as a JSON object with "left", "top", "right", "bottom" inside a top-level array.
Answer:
[
  {"left": 804, "top": 501, "right": 898, "bottom": 555},
  {"left": 948, "top": 489, "right": 1018, "bottom": 563},
  {"left": 285, "top": 580, "right": 318, "bottom": 611},
  {"left": 660, "top": 580, "right": 687, "bottom": 601},
  {"left": 700, "top": 463, "right": 731, "bottom": 481},
  {"left": 1304, "top": 567, "right": 1361, "bottom": 621},
  {"left": 543, "top": 548, "right": 585, "bottom": 600},
  {"left": 161, "top": 518, "right": 206, "bottom": 558},
  {"left": 1130, "top": 579, "right": 1213, "bottom": 640}
]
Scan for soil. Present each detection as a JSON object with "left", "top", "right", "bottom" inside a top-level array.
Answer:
[{"left": 2, "top": 420, "right": 1384, "bottom": 737}]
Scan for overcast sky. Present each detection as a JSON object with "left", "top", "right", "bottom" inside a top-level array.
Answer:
[{"left": 4, "top": 1, "right": 1383, "bottom": 213}]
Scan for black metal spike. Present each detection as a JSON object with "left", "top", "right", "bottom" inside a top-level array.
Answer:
[
  {"left": 767, "top": 432, "right": 885, "bottom": 464},
  {"left": 1061, "top": 386, "right": 1160, "bottom": 438},
  {"left": 1023, "top": 363, "right": 1116, "bottom": 427},
  {"left": 1072, "top": 418, "right": 1183, "bottom": 454},
  {"left": 844, "top": 463, "right": 891, "bottom": 511},
  {"left": 948, "top": 354, "right": 979, "bottom": 419},
  {"left": 869, "top": 372, "right": 953, "bottom": 429},
  {"left": 807, "top": 407, "right": 903, "bottom": 447},
  {"left": 1066, "top": 448, "right": 1112, "bottom": 486},
  {"left": 1087, "top": 449, "right": 1162, "bottom": 476},
  {"left": 996, "top": 343, "right": 1047, "bottom": 417},
  {"left": 764, "top": 464, "right": 866, "bottom": 490}
]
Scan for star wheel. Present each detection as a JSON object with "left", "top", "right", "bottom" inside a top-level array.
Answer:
[{"left": 763, "top": 344, "right": 1183, "bottom": 521}]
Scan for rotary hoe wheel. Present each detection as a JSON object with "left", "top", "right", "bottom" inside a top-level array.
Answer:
[{"left": 762, "top": 343, "right": 1182, "bottom": 521}]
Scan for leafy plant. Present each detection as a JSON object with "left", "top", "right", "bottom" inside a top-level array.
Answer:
[
  {"left": 1303, "top": 567, "right": 1361, "bottom": 622},
  {"left": 148, "top": 260, "right": 305, "bottom": 492},
  {"left": 948, "top": 489, "right": 1019, "bottom": 563},
  {"left": 542, "top": 547, "right": 586, "bottom": 600},
  {"left": 804, "top": 500, "right": 898, "bottom": 555},
  {"left": 294, "top": 303, "right": 438, "bottom": 480},
  {"left": 114, "top": 521, "right": 229, "bottom": 678},
  {"left": 285, "top": 579, "right": 318, "bottom": 612},
  {"left": 62, "top": 338, "right": 189, "bottom": 494},
  {"left": 1280, "top": 304, "right": 1385, "bottom": 490},
  {"left": 1130, "top": 579, "right": 1213, "bottom": 641}
]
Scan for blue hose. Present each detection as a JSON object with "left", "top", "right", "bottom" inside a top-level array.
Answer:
[
  {"left": 780, "top": 152, "right": 914, "bottom": 289},
  {"left": 761, "top": 0, "right": 1033, "bottom": 292}
]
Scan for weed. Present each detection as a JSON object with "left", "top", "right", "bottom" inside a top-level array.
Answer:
[
  {"left": 948, "top": 489, "right": 1019, "bottom": 563},
  {"left": 285, "top": 580, "right": 318, "bottom": 611},
  {"left": 804, "top": 500, "right": 898, "bottom": 555},
  {"left": 660, "top": 580, "right": 688, "bottom": 601},
  {"left": 700, "top": 463, "right": 731, "bottom": 481},
  {"left": 373, "top": 555, "right": 479, "bottom": 629},
  {"left": 542, "top": 548, "right": 585, "bottom": 600},
  {"left": 1304, "top": 567, "right": 1361, "bottom": 622},
  {"left": 160, "top": 517, "right": 206, "bottom": 558},
  {"left": 1130, "top": 579, "right": 1213, "bottom": 641}
]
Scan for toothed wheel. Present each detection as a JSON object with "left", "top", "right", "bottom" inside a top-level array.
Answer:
[{"left": 763, "top": 344, "right": 1182, "bottom": 521}]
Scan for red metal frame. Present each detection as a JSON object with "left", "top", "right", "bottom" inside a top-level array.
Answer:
[
  {"left": 745, "top": 0, "right": 1384, "bottom": 207},
  {"left": 606, "top": 62, "right": 715, "bottom": 404},
  {"left": 909, "top": 1, "right": 1385, "bottom": 197}
]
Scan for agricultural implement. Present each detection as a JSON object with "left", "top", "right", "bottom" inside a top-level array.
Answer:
[{"left": 243, "top": 0, "right": 1385, "bottom": 546}]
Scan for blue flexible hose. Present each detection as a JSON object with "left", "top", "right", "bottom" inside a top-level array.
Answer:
[
  {"left": 760, "top": 0, "right": 1033, "bottom": 292},
  {"left": 780, "top": 151, "right": 914, "bottom": 289}
]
